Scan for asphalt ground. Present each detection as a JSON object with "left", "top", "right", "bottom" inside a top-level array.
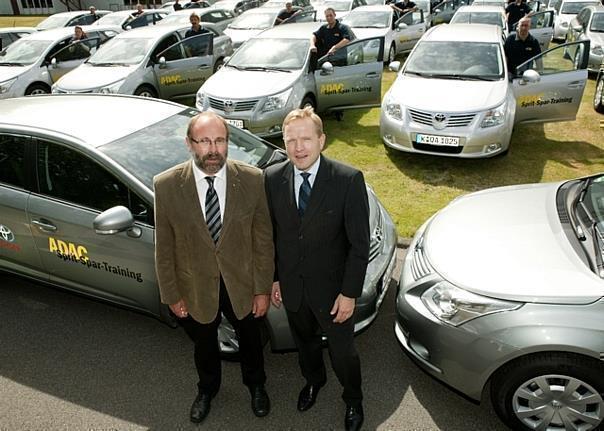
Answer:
[{"left": 0, "top": 249, "right": 508, "bottom": 431}]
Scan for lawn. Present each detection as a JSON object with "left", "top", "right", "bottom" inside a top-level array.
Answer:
[{"left": 2, "top": 16, "right": 603, "bottom": 237}]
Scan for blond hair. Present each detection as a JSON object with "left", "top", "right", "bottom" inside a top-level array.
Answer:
[{"left": 282, "top": 107, "right": 323, "bottom": 137}]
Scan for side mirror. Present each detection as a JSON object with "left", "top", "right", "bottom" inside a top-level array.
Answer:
[
  {"left": 521, "top": 68, "right": 540, "bottom": 84},
  {"left": 397, "top": 22, "right": 408, "bottom": 29},
  {"left": 93, "top": 206, "right": 142, "bottom": 238},
  {"left": 158, "top": 56, "right": 167, "bottom": 68},
  {"left": 126, "top": 25, "right": 133, "bottom": 30},
  {"left": 51, "top": 57, "right": 57, "bottom": 68},
  {"left": 320, "top": 61, "right": 334, "bottom": 75},
  {"left": 435, "top": 8, "right": 441, "bottom": 12},
  {"left": 389, "top": 60, "right": 401, "bottom": 72}
]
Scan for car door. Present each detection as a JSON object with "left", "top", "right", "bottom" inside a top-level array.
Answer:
[
  {"left": 285, "top": 10, "right": 317, "bottom": 23},
  {"left": 512, "top": 40, "right": 589, "bottom": 124},
  {"left": 154, "top": 33, "right": 214, "bottom": 101},
  {"left": 315, "top": 36, "right": 384, "bottom": 111},
  {"left": 394, "top": 9, "right": 425, "bottom": 53},
  {"left": 27, "top": 138, "right": 159, "bottom": 315},
  {"left": 0, "top": 134, "right": 45, "bottom": 280},
  {"left": 46, "top": 37, "right": 102, "bottom": 83},
  {"left": 567, "top": 8, "right": 588, "bottom": 43}
]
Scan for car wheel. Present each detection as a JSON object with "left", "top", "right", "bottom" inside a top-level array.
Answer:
[
  {"left": 386, "top": 43, "right": 396, "bottom": 65},
  {"left": 134, "top": 85, "right": 157, "bottom": 98},
  {"left": 491, "top": 353, "right": 604, "bottom": 431},
  {"left": 594, "top": 75, "right": 604, "bottom": 114},
  {"left": 213, "top": 58, "right": 224, "bottom": 73},
  {"left": 300, "top": 95, "right": 315, "bottom": 110},
  {"left": 25, "top": 83, "right": 50, "bottom": 96}
]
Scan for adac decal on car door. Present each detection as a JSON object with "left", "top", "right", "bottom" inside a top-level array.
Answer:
[{"left": 320, "top": 82, "right": 373, "bottom": 95}]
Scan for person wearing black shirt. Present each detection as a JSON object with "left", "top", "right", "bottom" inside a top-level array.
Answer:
[
  {"left": 506, "top": 0, "right": 531, "bottom": 28},
  {"left": 131, "top": 3, "right": 144, "bottom": 17},
  {"left": 174, "top": 0, "right": 184, "bottom": 11},
  {"left": 310, "top": 8, "right": 353, "bottom": 58},
  {"left": 89, "top": 6, "right": 100, "bottom": 21},
  {"left": 504, "top": 17, "right": 541, "bottom": 75},
  {"left": 390, "top": 0, "right": 416, "bottom": 16},
  {"left": 276, "top": 2, "right": 299, "bottom": 24},
  {"left": 185, "top": 12, "right": 210, "bottom": 38}
]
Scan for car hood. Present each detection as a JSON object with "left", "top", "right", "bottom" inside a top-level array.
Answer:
[
  {"left": 224, "top": 28, "right": 264, "bottom": 45},
  {"left": 349, "top": 27, "right": 389, "bottom": 40},
  {"left": 201, "top": 66, "right": 299, "bottom": 98},
  {"left": 424, "top": 182, "right": 604, "bottom": 304},
  {"left": 389, "top": 75, "right": 507, "bottom": 112},
  {"left": 0, "top": 66, "right": 29, "bottom": 82},
  {"left": 55, "top": 63, "right": 137, "bottom": 90}
]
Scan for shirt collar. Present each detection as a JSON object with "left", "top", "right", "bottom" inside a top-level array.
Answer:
[
  {"left": 192, "top": 159, "right": 227, "bottom": 183},
  {"left": 293, "top": 156, "right": 321, "bottom": 178}
]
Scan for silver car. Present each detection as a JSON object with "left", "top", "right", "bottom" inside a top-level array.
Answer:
[
  {"left": 312, "top": 0, "right": 367, "bottom": 19},
  {"left": 0, "top": 94, "right": 397, "bottom": 354},
  {"left": 52, "top": 24, "right": 232, "bottom": 101},
  {"left": 95, "top": 9, "right": 169, "bottom": 30},
  {"left": 0, "top": 25, "right": 121, "bottom": 98},
  {"left": 380, "top": 24, "right": 590, "bottom": 158},
  {"left": 36, "top": 10, "right": 111, "bottom": 31},
  {"left": 449, "top": 4, "right": 508, "bottom": 36},
  {"left": 158, "top": 7, "right": 237, "bottom": 31},
  {"left": 0, "top": 27, "right": 36, "bottom": 50},
  {"left": 567, "top": 5, "right": 604, "bottom": 72},
  {"left": 197, "top": 22, "right": 384, "bottom": 137},
  {"left": 553, "top": 0, "right": 600, "bottom": 40},
  {"left": 396, "top": 174, "right": 604, "bottom": 431}
]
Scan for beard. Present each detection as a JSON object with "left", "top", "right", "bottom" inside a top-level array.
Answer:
[{"left": 191, "top": 149, "right": 227, "bottom": 175}]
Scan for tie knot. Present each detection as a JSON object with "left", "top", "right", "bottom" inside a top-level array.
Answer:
[
  {"left": 301, "top": 172, "right": 310, "bottom": 181},
  {"left": 205, "top": 176, "right": 215, "bottom": 187}
]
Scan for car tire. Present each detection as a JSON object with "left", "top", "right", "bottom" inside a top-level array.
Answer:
[
  {"left": 213, "top": 57, "right": 224, "bottom": 73},
  {"left": 25, "top": 83, "right": 50, "bottom": 96},
  {"left": 134, "top": 85, "right": 157, "bottom": 98},
  {"left": 386, "top": 42, "right": 396, "bottom": 65},
  {"left": 300, "top": 95, "right": 315, "bottom": 110},
  {"left": 491, "top": 353, "right": 604, "bottom": 431},
  {"left": 594, "top": 75, "right": 604, "bottom": 114}
]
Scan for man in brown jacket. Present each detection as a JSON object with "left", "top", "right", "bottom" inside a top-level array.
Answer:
[{"left": 154, "top": 112, "right": 274, "bottom": 424}]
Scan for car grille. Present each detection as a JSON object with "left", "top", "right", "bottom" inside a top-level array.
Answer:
[
  {"left": 208, "top": 97, "right": 259, "bottom": 112},
  {"left": 410, "top": 235, "right": 432, "bottom": 281},
  {"left": 369, "top": 210, "right": 384, "bottom": 261},
  {"left": 54, "top": 89, "right": 95, "bottom": 94},
  {"left": 409, "top": 108, "right": 476, "bottom": 128}
]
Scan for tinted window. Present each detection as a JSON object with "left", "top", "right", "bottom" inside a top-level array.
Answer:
[{"left": 0, "top": 135, "right": 27, "bottom": 189}]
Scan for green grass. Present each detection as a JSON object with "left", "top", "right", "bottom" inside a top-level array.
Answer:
[{"left": 3, "top": 15, "right": 603, "bottom": 237}]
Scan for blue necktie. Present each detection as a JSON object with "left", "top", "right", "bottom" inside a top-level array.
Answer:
[
  {"left": 205, "top": 176, "right": 222, "bottom": 243},
  {"left": 298, "top": 172, "right": 311, "bottom": 217}
]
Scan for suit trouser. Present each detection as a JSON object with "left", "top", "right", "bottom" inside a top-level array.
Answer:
[
  {"left": 180, "top": 278, "right": 266, "bottom": 395},
  {"left": 285, "top": 295, "right": 363, "bottom": 407}
]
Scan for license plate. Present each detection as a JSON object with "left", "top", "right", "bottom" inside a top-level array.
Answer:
[
  {"left": 225, "top": 119, "right": 244, "bottom": 128},
  {"left": 416, "top": 133, "right": 460, "bottom": 147}
]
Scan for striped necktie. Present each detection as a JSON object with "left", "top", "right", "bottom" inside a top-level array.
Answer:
[
  {"left": 205, "top": 176, "right": 222, "bottom": 244},
  {"left": 298, "top": 172, "right": 311, "bottom": 217}
]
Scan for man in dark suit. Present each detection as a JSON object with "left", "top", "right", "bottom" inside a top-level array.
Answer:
[
  {"left": 154, "top": 112, "right": 274, "bottom": 424},
  {"left": 264, "top": 107, "right": 370, "bottom": 431}
]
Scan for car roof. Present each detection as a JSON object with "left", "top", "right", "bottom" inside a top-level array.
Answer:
[
  {"left": 0, "top": 95, "right": 187, "bottom": 148},
  {"left": 21, "top": 25, "right": 121, "bottom": 41},
  {"left": 347, "top": 5, "right": 393, "bottom": 12},
  {"left": 455, "top": 5, "right": 505, "bottom": 12},
  {"left": 103, "top": 9, "right": 165, "bottom": 16},
  {"left": 423, "top": 23, "right": 502, "bottom": 42},
  {"left": 256, "top": 21, "right": 322, "bottom": 38},
  {"left": 239, "top": 6, "right": 285, "bottom": 13},
  {"left": 44, "top": 10, "right": 111, "bottom": 18}
]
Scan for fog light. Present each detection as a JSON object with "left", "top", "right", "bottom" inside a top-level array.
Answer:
[
  {"left": 485, "top": 143, "right": 501, "bottom": 154},
  {"left": 384, "top": 134, "right": 394, "bottom": 143}
]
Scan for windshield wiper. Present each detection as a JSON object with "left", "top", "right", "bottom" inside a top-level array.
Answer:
[
  {"left": 404, "top": 70, "right": 433, "bottom": 77},
  {"left": 459, "top": 75, "right": 501, "bottom": 81},
  {"left": 574, "top": 177, "right": 604, "bottom": 277},
  {"left": 89, "top": 62, "right": 128, "bottom": 66},
  {"left": 354, "top": 25, "right": 385, "bottom": 28},
  {"left": 0, "top": 61, "right": 25, "bottom": 66}
]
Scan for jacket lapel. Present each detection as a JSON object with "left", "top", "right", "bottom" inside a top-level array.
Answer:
[
  {"left": 180, "top": 160, "right": 214, "bottom": 249},
  {"left": 281, "top": 162, "right": 301, "bottom": 224},
  {"left": 219, "top": 160, "right": 239, "bottom": 247},
  {"left": 301, "top": 155, "right": 331, "bottom": 230}
]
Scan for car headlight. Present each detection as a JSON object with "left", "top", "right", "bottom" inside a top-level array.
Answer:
[
  {"left": 480, "top": 102, "right": 506, "bottom": 128},
  {"left": 421, "top": 281, "right": 522, "bottom": 326},
  {"left": 591, "top": 45, "right": 603, "bottom": 56},
  {"left": 260, "top": 88, "right": 292, "bottom": 113},
  {"left": 196, "top": 90, "right": 207, "bottom": 110},
  {"left": 99, "top": 79, "right": 125, "bottom": 94},
  {"left": 0, "top": 78, "right": 17, "bottom": 94}
]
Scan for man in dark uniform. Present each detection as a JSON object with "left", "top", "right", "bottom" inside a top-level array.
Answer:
[
  {"left": 131, "top": 3, "right": 144, "bottom": 17},
  {"left": 185, "top": 12, "right": 210, "bottom": 38},
  {"left": 276, "top": 2, "right": 299, "bottom": 24},
  {"left": 504, "top": 16, "right": 541, "bottom": 75},
  {"left": 174, "top": 0, "right": 184, "bottom": 11},
  {"left": 506, "top": 0, "right": 531, "bottom": 29},
  {"left": 390, "top": 0, "right": 417, "bottom": 17},
  {"left": 185, "top": 13, "right": 211, "bottom": 57},
  {"left": 89, "top": 6, "right": 100, "bottom": 21},
  {"left": 310, "top": 7, "right": 353, "bottom": 58}
]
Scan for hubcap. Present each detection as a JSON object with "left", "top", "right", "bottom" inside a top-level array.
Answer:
[
  {"left": 217, "top": 318, "right": 239, "bottom": 354},
  {"left": 389, "top": 46, "right": 395, "bottom": 62},
  {"left": 595, "top": 79, "right": 603, "bottom": 107},
  {"left": 139, "top": 91, "right": 153, "bottom": 98},
  {"left": 512, "top": 374, "right": 604, "bottom": 430},
  {"left": 29, "top": 88, "right": 48, "bottom": 96}
]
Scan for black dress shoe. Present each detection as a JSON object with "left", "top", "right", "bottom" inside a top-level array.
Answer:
[
  {"left": 297, "top": 382, "right": 325, "bottom": 412},
  {"left": 345, "top": 404, "right": 364, "bottom": 431},
  {"left": 190, "top": 392, "right": 214, "bottom": 424},
  {"left": 249, "top": 385, "right": 270, "bottom": 417}
]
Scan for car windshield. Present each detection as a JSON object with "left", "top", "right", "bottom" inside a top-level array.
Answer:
[
  {"left": 228, "top": 12, "right": 276, "bottom": 29},
  {"left": 87, "top": 37, "right": 154, "bottom": 65},
  {"left": 590, "top": 12, "right": 604, "bottom": 32},
  {"left": 404, "top": 41, "right": 503, "bottom": 79},
  {"left": 450, "top": 11, "right": 504, "bottom": 26},
  {"left": 364, "top": 0, "right": 385, "bottom": 5},
  {"left": 0, "top": 39, "right": 52, "bottom": 65},
  {"left": 471, "top": 0, "right": 504, "bottom": 6},
  {"left": 97, "top": 13, "right": 130, "bottom": 26},
  {"left": 36, "top": 15, "right": 72, "bottom": 30},
  {"left": 98, "top": 109, "right": 277, "bottom": 188},
  {"left": 560, "top": 1, "right": 598, "bottom": 14},
  {"left": 314, "top": 0, "right": 353, "bottom": 11},
  {"left": 228, "top": 37, "right": 308, "bottom": 69},
  {"left": 343, "top": 11, "right": 390, "bottom": 27}
]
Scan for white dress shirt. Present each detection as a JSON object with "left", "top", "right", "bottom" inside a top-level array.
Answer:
[
  {"left": 293, "top": 156, "right": 321, "bottom": 207},
  {"left": 192, "top": 161, "right": 227, "bottom": 223}
]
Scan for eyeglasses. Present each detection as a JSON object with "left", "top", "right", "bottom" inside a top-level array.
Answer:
[{"left": 189, "top": 137, "right": 228, "bottom": 147}]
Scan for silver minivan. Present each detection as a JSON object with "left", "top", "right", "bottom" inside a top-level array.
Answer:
[
  {"left": 52, "top": 24, "right": 232, "bottom": 102},
  {"left": 196, "top": 22, "right": 384, "bottom": 137}
]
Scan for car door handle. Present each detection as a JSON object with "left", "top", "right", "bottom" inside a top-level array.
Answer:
[
  {"left": 567, "top": 81, "right": 584, "bottom": 89},
  {"left": 366, "top": 72, "right": 379, "bottom": 78},
  {"left": 32, "top": 219, "right": 57, "bottom": 232},
  {"left": 198, "top": 65, "right": 210, "bottom": 69}
]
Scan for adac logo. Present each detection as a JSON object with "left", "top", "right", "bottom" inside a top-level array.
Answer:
[{"left": 0, "top": 224, "right": 15, "bottom": 243}]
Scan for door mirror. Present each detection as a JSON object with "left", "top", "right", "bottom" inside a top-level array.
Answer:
[
  {"left": 320, "top": 61, "right": 334, "bottom": 75},
  {"left": 51, "top": 57, "right": 57, "bottom": 68},
  {"left": 93, "top": 206, "right": 142, "bottom": 238},
  {"left": 158, "top": 56, "right": 167, "bottom": 68},
  {"left": 389, "top": 60, "right": 401, "bottom": 71},
  {"left": 126, "top": 25, "right": 133, "bottom": 30},
  {"left": 521, "top": 69, "right": 540, "bottom": 84},
  {"left": 397, "top": 22, "right": 408, "bottom": 29},
  {"left": 572, "top": 23, "right": 583, "bottom": 32}
]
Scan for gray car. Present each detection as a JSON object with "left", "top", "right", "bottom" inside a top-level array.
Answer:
[
  {"left": 0, "top": 94, "right": 397, "bottom": 355},
  {"left": 36, "top": 10, "right": 112, "bottom": 31},
  {"left": 197, "top": 22, "right": 384, "bottom": 137},
  {"left": 158, "top": 7, "right": 237, "bottom": 31},
  {"left": 52, "top": 24, "right": 232, "bottom": 101},
  {"left": 396, "top": 174, "right": 604, "bottom": 430},
  {"left": 0, "top": 27, "right": 36, "bottom": 51},
  {"left": 95, "top": 9, "right": 169, "bottom": 30},
  {"left": 566, "top": 5, "right": 604, "bottom": 72}
]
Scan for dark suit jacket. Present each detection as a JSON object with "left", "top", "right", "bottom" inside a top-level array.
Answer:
[
  {"left": 264, "top": 155, "right": 370, "bottom": 315},
  {"left": 154, "top": 159, "right": 274, "bottom": 324}
]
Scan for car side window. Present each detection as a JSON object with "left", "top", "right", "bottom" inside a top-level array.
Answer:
[
  {"left": 320, "top": 38, "right": 381, "bottom": 67},
  {"left": 54, "top": 37, "right": 100, "bottom": 62},
  {"left": 0, "top": 135, "right": 28, "bottom": 190},
  {"left": 152, "top": 34, "right": 180, "bottom": 60},
  {"left": 36, "top": 140, "right": 150, "bottom": 222},
  {"left": 517, "top": 42, "right": 584, "bottom": 76}
]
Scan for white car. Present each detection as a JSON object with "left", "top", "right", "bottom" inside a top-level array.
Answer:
[
  {"left": 158, "top": 7, "right": 237, "bottom": 31},
  {"left": 311, "top": 0, "right": 367, "bottom": 19},
  {"left": 0, "top": 27, "right": 36, "bottom": 50},
  {"left": 95, "top": 9, "right": 169, "bottom": 30},
  {"left": 553, "top": 0, "right": 600, "bottom": 40},
  {"left": 342, "top": 5, "right": 427, "bottom": 63},
  {"left": 380, "top": 23, "right": 590, "bottom": 158},
  {"left": 36, "top": 10, "right": 111, "bottom": 31},
  {"left": 450, "top": 4, "right": 507, "bottom": 35}
]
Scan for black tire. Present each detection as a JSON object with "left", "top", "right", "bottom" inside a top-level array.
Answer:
[
  {"left": 594, "top": 75, "right": 604, "bottom": 114},
  {"left": 213, "top": 57, "right": 224, "bottom": 73},
  {"left": 134, "top": 85, "right": 157, "bottom": 98},
  {"left": 386, "top": 42, "right": 396, "bottom": 65},
  {"left": 300, "top": 95, "right": 316, "bottom": 110},
  {"left": 25, "top": 83, "right": 50, "bottom": 96},
  {"left": 491, "top": 353, "right": 604, "bottom": 431}
]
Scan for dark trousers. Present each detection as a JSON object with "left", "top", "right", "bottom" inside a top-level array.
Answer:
[
  {"left": 285, "top": 296, "right": 363, "bottom": 407},
  {"left": 180, "top": 279, "right": 266, "bottom": 395}
]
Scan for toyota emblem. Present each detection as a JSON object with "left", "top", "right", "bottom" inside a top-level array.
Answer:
[
  {"left": 223, "top": 100, "right": 234, "bottom": 114},
  {"left": 0, "top": 224, "right": 15, "bottom": 243},
  {"left": 433, "top": 113, "right": 447, "bottom": 122}
]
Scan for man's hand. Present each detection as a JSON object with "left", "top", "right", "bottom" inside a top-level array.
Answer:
[
  {"left": 271, "top": 281, "right": 282, "bottom": 308},
  {"left": 330, "top": 294, "right": 355, "bottom": 323},
  {"left": 327, "top": 45, "right": 337, "bottom": 55},
  {"left": 310, "top": 45, "right": 317, "bottom": 52},
  {"left": 253, "top": 294, "right": 270, "bottom": 317},
  {"left": 169, "top": 299, "right": 188, "bottom": 318}
]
